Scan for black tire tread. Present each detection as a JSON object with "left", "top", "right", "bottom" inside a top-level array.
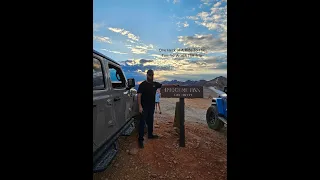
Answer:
[{"left": 206, "top": 106, "right": 223, "bottom": 131}]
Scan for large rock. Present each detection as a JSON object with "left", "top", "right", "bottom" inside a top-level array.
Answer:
[{"left": 129, "top": 148, "right": 138, "bottom": 155}]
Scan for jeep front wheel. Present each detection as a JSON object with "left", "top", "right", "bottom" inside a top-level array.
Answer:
[{"left": 206, "top": 106, "right": 223, "bottom": 131}]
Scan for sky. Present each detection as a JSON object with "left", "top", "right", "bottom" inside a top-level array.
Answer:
[{"left": 93, "top": 0, "right": 227, "bottom": 83}]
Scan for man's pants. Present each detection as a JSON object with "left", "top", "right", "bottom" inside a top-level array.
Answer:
[{"left": 138, "top": 106, "right": 155, "bottom": 142}]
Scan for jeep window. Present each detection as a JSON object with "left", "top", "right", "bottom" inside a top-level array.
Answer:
[
  {"left": 108, "top": 64, "right": 126, "bottom": 89},
  {"left": 93, "top": 58, "right": 105, "bottom": 90}
]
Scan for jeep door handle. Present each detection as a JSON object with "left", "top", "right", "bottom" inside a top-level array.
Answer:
[
  {"left": 114, "top": 97, "right": 121, "bottom": 101},
  {"left": 106, "top": 99, "right": 112, "bottom": 105}
]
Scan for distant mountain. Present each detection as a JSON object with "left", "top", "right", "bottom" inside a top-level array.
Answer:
[
  {"left": 132, "top": 76, "right": 226, "bottom": 91},
  {"left": 161, "top": 76, "right": 227, "bottom": 91}
]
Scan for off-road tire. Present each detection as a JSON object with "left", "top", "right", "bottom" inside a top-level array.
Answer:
[{"left": 206, "top": 105, "right": 223, "bottom": 131}]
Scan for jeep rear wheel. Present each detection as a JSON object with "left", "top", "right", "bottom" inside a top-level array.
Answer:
[{"left": 206, "top": 106, "right": 223, "bottom": 131}]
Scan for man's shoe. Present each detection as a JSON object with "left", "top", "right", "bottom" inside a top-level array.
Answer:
[
  {"left": 148, "top": 134, "right": 159, "bottom": 139},
  {"left": 138, "top": 141, "right": 144, "bottom": 148}
]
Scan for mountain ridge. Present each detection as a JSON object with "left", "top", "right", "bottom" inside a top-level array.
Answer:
[
  {"left": 134, "top": 76, "right": 227, "bottom": 91},
  {"left": 160, "top": 76, "right": 227, "bottom": 91}
]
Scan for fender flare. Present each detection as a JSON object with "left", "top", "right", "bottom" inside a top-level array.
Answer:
[{"left": 211, "top": 98, "right": 224, "bottom": 115}]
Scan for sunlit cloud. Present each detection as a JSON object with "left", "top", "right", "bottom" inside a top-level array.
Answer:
[
  {"left": 108, "top": 27, "right": 140, "bottom": 41},
  {"left": 93, "top": 35, "right": 112, "bottom": 44},
  {"left": 101, "top": 49, "right": 127, "bottom": 54}
]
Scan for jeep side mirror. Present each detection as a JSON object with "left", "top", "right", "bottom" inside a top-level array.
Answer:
[{"left": 127, "top": 78, "right": 135, "bottom": 89}]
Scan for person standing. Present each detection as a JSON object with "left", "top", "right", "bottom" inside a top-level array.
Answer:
[
  {"left": 137, "top": 69, "right": 162, "bottom": 148},
  {"left": 155, "top": 89, "right": 161, "bottom": 114}
]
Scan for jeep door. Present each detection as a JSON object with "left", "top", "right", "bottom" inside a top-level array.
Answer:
[
  {"left": 93, "top": 56, "right": 118, "bottom": 153},
  {"left": 107, "top": 62, "right": 131, "bottom": 128}
]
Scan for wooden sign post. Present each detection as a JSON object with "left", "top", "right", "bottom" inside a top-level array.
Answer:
[{"left": 160, "top": 86, "right": 203, "bottom": 147}]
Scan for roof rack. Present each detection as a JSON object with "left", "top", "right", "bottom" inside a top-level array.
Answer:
[{"left": 93, "top": 49, "right": 120, "bottom": 66}]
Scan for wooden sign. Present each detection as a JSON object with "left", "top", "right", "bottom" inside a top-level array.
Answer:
[
  {"left": 160, "top": 86, "right": 203, "bottom": 98},
  {"left": 160, "top": 85, "right": 203, "bottom": 147}
]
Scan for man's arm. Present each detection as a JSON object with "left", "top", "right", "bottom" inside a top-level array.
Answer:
[
  {"left": 154, "top": 82, "right": 162, "bottom": 89},
  {"left": 154, "top": 82, "right": 179, "bottom": 88},
  {"left": 161, "top": 84, "right": 179, "bottom": 87},
  {"left": 138, "top": 93, "right": 142, "bottom": 112}
]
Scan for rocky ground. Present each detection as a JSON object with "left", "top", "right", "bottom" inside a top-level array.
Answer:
[{"left": 93, "top": 88, "right": 227, "bottom": 180}]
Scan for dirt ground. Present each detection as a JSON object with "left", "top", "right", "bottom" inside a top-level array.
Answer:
[{"left": 93, "top": 91, "right": 227, "bottom": 180}]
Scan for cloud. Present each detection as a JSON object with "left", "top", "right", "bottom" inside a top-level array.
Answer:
[
  {"left": 169, "top": 14, "right": 186, "bottom": 22},
  {"left": 195, "top": 21, "right": 218, "bottom": 30},
  {"left": 187, "top": 16, "right": 199, "bottom": 20},
  {"left": 157, "top": 70, "right": 227, "bottom": 81},
  {"left": 130, "top": 48, "right": 147, "bottom": 54},
  {"left": 108, "top": 27, "right": 122, "bottom": 33},
  {"left": 93, "top": 22, "right": 105, "bottom": 32},
  {"left": 190, "top": 2, "right": 227, "bottom": 33},
  {"left": 216, "top": 62, "right": 227, "bottom": 69},
  {"left": 213, "top": 14, "right": 221, "bottom": 20},
  {"left": 121, "top": 59, "right": 174, "bottom": 76},
  {"left": 214, "top": 2, "right": 222, "bottom": 7},
  {"left": 204, "top": 55, "right": 227, "bottom": 63},
  {"left": 220, "top": 30, "right": 227, "bottom": 42},
  {"left": 127, "top": 33, "right": 139, "bottom": 41},
  {"left": 176, "top": 21, "right": 189, "bottom": 31},
  {"left": 136, "top": 45, "right": 153, "bottom": 50},
  {"left": 177, "top": 34, "right": 226, "bottom": 53},
  {"left": 139, "top": 59, "right": 153, "bottom": 64},
  {"left": 201, "top": 0, "right": 213, "bottom": 6},
  {"left": 127, "top": 43, "right": 155, "bottom": 54},
  {"left": 119, "top": 53, "right": 227, "bottom": 81},
  {"left": 93, "top": 35, "right": 112, "bottom": 44},
  {"left": 127, "top": 39, "right": 136, "bottom": 44},
  {"left": 101, "top": 49, "right": 127, "bottom": 54},
  {"left": 197, "top": 12, "right": 212, "bottom": 21},
  {"left": 176, "top": 22, "right": 182, "bottom": 31},
  {"left": 173, "top": 0, "right": 180, "bottom": 4},
  {"left": 108, "top": 27, "right": 140, "bottom": 41},
  {"left": 179, "top": 1, "right": 227, "bottom": 31},
  {"left": 183, "top": 22, "right": 189, "bottom": 27},
  {"left": 149, "top": 54, "right": 168, "bottom": 59},
  {"left": 123, "top": 59, "right": 141, "bottom": 66}
]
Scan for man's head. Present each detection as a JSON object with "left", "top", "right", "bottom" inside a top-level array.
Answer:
[{"left": 146, "top": 69, "right": 154, "bottom": 82}]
